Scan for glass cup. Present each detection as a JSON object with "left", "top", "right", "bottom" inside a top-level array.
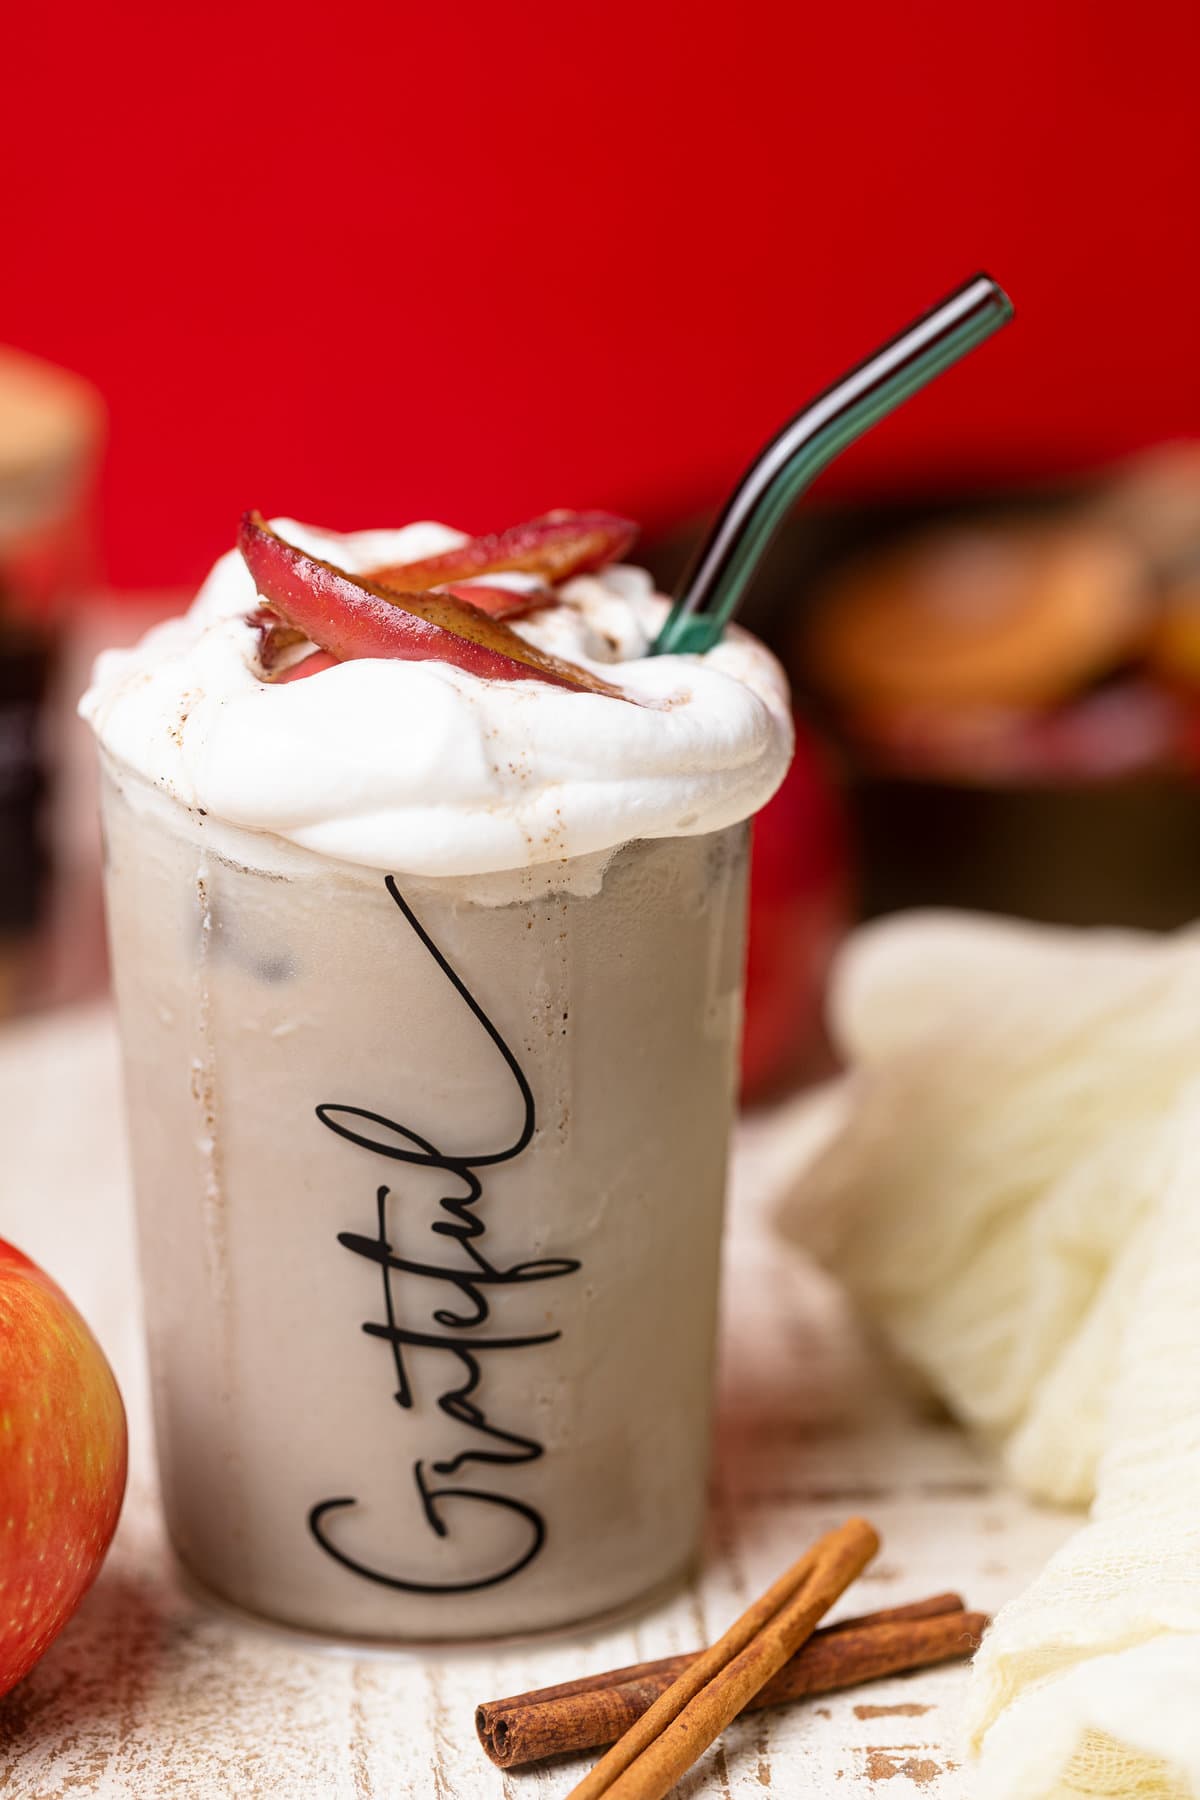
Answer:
[{"left": 100, "top": 758, "right": 750, "bottom": 1640}]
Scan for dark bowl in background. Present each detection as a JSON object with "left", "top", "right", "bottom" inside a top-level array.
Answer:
[{"left": 644, "top": 475, "right": 1200, "bottom": 935}]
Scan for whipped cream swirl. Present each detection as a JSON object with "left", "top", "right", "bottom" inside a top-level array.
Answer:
[{"left": 81, "top": 519, "right": 792, "bottom": 878}]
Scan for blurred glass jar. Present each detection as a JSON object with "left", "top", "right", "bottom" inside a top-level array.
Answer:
[{"left": 0, "top": 348, "right": 104, "bottom": 1010}]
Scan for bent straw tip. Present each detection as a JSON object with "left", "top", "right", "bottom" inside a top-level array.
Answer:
[
  {"left": 966, "top": 269, "right": 1015, "bottom": 318},
  {"left": 652, "top": 269, "right": 1016, "bottom": 657}
]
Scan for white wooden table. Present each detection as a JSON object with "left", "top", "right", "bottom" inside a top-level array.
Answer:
[{"left": 0, "top": 1004, "right": 1075, "bottom": 1797}]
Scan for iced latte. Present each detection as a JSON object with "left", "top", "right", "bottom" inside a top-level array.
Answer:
[{"left": 83, "top": 512, "right": 791, "bottom": 1640}]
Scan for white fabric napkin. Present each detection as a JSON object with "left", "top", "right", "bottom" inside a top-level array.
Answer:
[{"left": 776, "top": 911, "right": 1200, "bottom": 1798}]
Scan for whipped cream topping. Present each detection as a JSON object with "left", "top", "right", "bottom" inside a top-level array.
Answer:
[{"left": 81, "top": 519, "right": 792, "bottom": 878}]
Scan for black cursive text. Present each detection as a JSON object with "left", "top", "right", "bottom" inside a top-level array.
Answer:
[{"left": 307, "top": 877, "right": 579, "bottom": 1593}]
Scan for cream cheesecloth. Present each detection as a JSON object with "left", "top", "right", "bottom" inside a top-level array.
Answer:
[{"left": 776, "top": 912, "right": 1200, "bottom": 1799}]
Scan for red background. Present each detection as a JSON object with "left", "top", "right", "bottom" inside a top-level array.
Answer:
[{"left": 6, "top": 0, "right": 1199, "bottom": 590}]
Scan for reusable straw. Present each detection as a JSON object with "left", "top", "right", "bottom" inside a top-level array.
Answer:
[{"left": 652, "top": 273, "right": 1013, "bottom": 656}]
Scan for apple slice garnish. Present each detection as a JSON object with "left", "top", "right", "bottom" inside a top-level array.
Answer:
[
  {"left": 251, "top": 607, "right": 309, "bottom": 669},
  {"left": 442, "top": 582, "right": 558, "bottom": 622},
  {"left": 239, "top": 513, "right": 629, "bottom": 698},
  {"left": 367, "top": 510, "right": 637, "bottom": 592},
  {"left": 273, "top": 649, "right": 340, "bottom": 683}
]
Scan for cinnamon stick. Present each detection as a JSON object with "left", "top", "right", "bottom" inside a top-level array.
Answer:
[
  {"left": 476, "top": 1593, "right": 981, "bottom": 1770},
  {"left": 567, "top": 1515, "right": 879, "bottom": 1800}
]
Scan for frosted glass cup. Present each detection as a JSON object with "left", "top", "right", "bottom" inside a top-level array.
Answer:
[{"left": 100, "top": 760, "right": 750, "bottom": 1641}]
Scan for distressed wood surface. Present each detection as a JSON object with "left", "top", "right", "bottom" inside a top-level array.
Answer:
[{"left": 0, "top": 1006, "right": 1075, "bottom": 1797}]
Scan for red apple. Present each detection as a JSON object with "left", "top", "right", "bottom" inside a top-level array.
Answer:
[
  {"left": 0, "top": 1241, "right": 127, "bottom": 1697},
  {"left": 240, "top": 513, "right": 629, "bottom": 700},
  {"left": 367, "top": 510, "right": 637, "bottom": 590}
]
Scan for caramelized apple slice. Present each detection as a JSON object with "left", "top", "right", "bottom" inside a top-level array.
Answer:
[
  {"left": 239, "top": 514, "right": 628, "bottom": 699},
  {"left": 443, "top": 582, "right": 558, "bottom": 621},
  {"left": 273, "top": 649, "right": 340, "bottom": 683},
  {"left": 251, "top": 607, "right": 309, "bottom": 669},
  {"left": 253, "top": 591, "right": 556, "bottom": 667},
  {"left": 367, "top": 510, "right": 637, "bottom": 591}
]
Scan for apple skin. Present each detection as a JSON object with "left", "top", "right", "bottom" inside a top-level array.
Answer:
[
  {"left": 742, "top": 716, "right": 850, "bottom": 1101},
  {"left": 251, "top": 608, "right": 307, "bottom": 670},
  {"left": 272, "top": 649, "right": 340, "bottom": 683},
  {"left": 368, "top": 510, "right": 638, "bottom": 590},
  {"left": 442, "top": 582, "right": 558, "bottom": 621},
  {"left": 0, "top": 1241, "right": 127, "bottom": 1698}
]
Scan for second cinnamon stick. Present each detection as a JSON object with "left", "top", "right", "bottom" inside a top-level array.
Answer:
[{"left": 476, "top": 1594, "right": 986, "bottom": 1770}]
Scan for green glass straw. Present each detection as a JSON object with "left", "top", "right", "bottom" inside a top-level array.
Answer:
[{"left": 652, "top": 272, "right": 1014, "bottom": 656}]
